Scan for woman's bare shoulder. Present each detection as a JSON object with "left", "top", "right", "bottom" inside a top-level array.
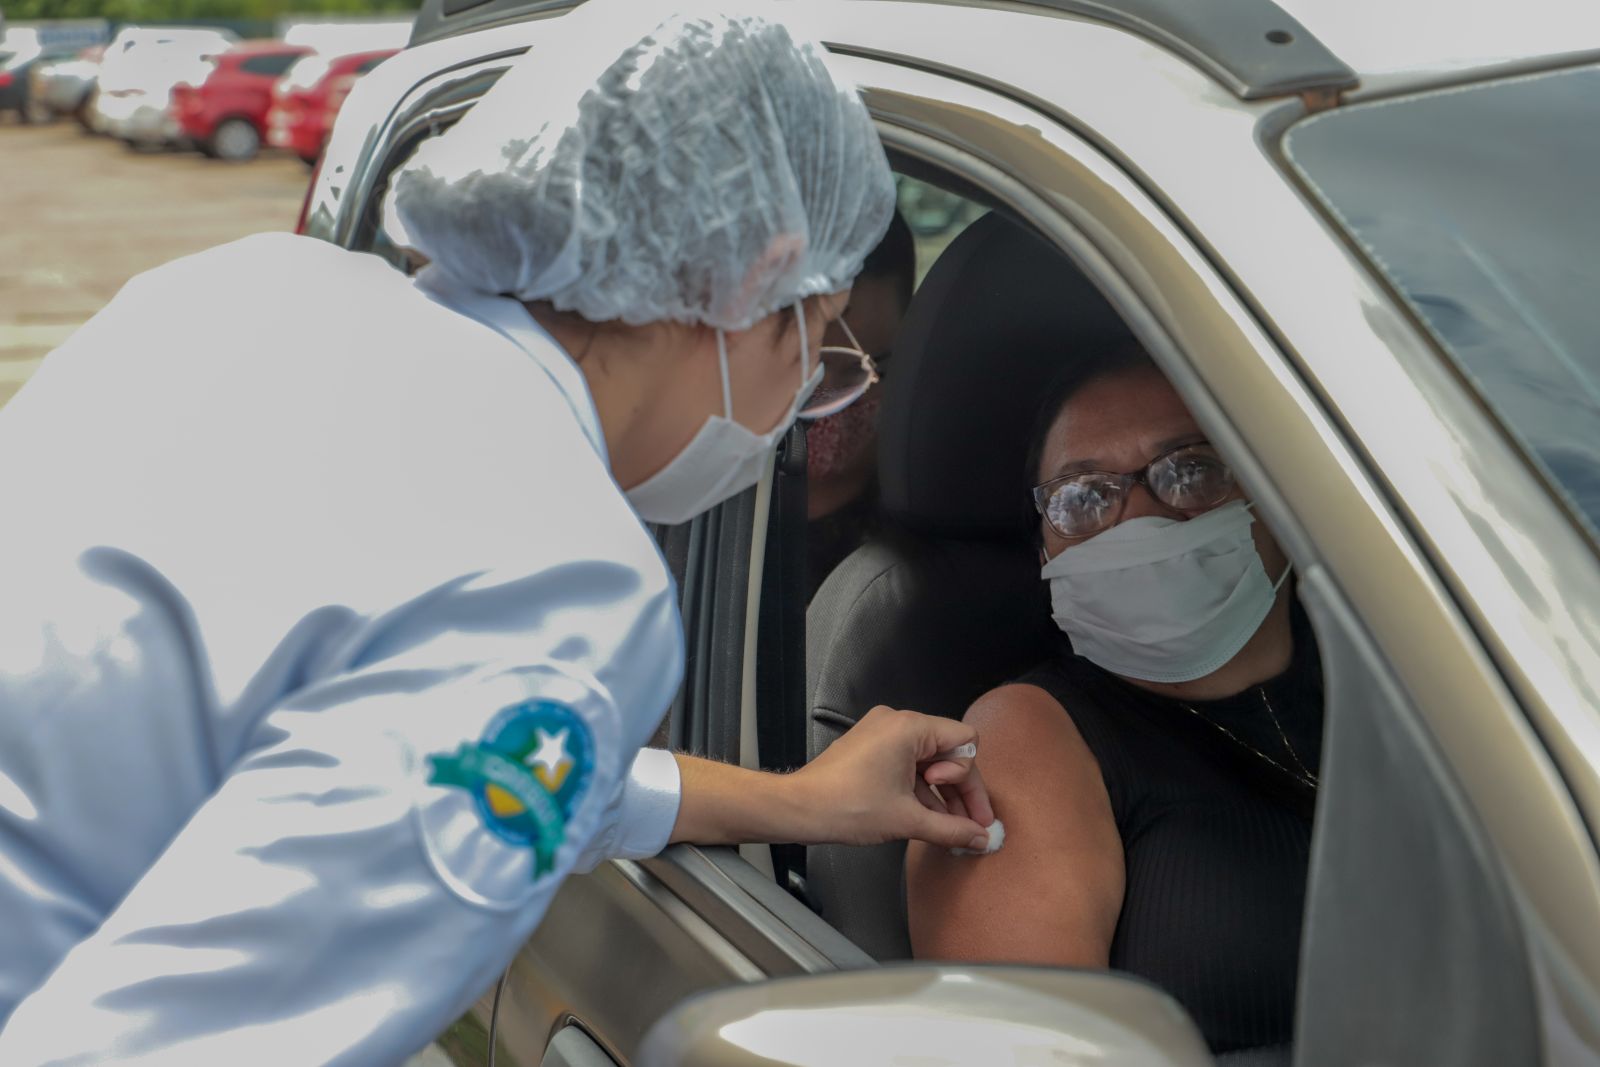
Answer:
[
  {"left": 907, "top": 683, "right": 1124, "bottom": 966},
  {"left": 964, "top": 681, "right": 1094, "bottom": 766}
]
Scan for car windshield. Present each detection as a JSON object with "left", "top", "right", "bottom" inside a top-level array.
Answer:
[{"left": 1284, "top": 64, "right": 1600, "bottom": 540}]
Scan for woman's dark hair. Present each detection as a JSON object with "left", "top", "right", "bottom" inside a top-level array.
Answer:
[
  {"left": 768, "top": 213, "right": 912, "bottom": 346},
  {"left": 1023, "top": 338, "right": 1159, "bottom": 532},
  {"left": 860, "top": 210, "right": 916, "bottom": 313}
]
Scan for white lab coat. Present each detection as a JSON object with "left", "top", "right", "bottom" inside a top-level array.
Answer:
[{"left": 0, "top": 234, "right": 685, "bottom": 1066}]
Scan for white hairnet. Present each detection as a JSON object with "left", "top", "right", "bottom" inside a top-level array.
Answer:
[{"left": 384, "top": 0, "right": 895, "bottom": 331}]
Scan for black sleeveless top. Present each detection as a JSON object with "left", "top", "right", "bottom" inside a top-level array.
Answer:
[{"left": 1016, "top": 601, "right": 1323, "bottom": 1054}]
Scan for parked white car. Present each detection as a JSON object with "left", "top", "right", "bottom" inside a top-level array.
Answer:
[{"left": 89, "top": 26, "right": 235, "bottom": 146}]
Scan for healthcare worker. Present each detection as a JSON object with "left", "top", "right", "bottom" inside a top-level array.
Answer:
[{"left": 0, "top": 4, "right": 994, "bottom": 1064}]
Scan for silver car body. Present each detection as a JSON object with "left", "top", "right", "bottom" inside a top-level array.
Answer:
[
  {"left": 32, "top": 52, "right": 98, "bottom": 115},
  {"left": 307, "top": 1, "right": 1600, "bottom": 1062}
]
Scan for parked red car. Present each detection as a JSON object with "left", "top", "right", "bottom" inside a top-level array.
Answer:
[
  {"left": 266, "top": 49, "right": 395, "bottom": 166},
  {"left": 170, "top": 40, "right": 311, "bottom": 162}
]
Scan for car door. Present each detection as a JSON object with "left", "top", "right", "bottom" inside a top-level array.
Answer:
[{"left": 308, "top": 6, "right": 1600, "bottom": 1065}]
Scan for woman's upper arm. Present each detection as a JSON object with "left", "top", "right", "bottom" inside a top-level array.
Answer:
[{"left": 905, "top": 683, "right": 1125, "bottom": 967}]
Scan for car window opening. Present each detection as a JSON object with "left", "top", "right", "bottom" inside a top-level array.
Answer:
[{"left": 802, "top": 162, "right": 1326, "bottom": 1062}]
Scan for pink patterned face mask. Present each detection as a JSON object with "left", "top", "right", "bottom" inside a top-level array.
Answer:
[{"left": 806, "top": 390, "right": 882, "bottom": 482}]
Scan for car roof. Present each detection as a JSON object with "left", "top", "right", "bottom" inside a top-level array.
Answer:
[
  {"left": 332, "top": 47, "right": 400, "bottom": 63},
  {"left": 112, "top": 26, "right": 237, "bottom": 47},
  {"left": 223, "top": 39, "right": 313, "bottom": 56},
  {"left": 406, "top": 0, "right": 1600, "bottom": 99},
  {"left": 1278, "top": 0, "right": 1600, "bottom": 82}
]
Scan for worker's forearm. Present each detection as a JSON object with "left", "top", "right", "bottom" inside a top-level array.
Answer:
[
  {"left": 660, "top": 708, "right": 993, "bottom": 853},
  {"left": 667, "top": 753, "right": 822, "bottom": 846}
]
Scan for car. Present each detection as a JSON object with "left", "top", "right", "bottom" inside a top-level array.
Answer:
[
  {"left": 303, "top": 0, "right": 1600, "bottom": 1063},
  {"left": 0, "top": 28, "right": 81, "bottom": 123},
  {"left": 169, "top": 40, "right": 311, "bottom": 161},
  {"left": 266, "top": 48, "right": 395, "bottom": 165},
  {"left": 27, "top": 44, "right": 104, "bottom": 127},
  {"left": 90, "top": 25, "right": 235, "bottom": 146}
]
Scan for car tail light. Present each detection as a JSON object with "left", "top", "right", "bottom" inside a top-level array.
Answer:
[{"left": 0, "top": 73, "right": 11, "bottom": 90}]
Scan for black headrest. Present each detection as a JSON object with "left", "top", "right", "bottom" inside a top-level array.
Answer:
[{"left": 877, "top": 214, "right": 1132, "bottom": 538}]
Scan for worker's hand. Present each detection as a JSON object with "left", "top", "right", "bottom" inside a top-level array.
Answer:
[{"left": 791, "top": 706, "right": 994, "bottom": 851}]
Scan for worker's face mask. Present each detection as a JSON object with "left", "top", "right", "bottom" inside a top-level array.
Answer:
[
  {"left": 1040, "top": 500, "right": 1291, "bottom": 683},
  {"left": 626, "top": 304, "right": 823, "bottom": 525}
]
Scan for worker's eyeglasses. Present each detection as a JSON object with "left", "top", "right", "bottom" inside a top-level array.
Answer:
[
  {"left": 799, "top": 316, "right": 878, "bottom": 421},
  {"left": 1032, "top": 441, "right": 1236, "bottom": 540}
]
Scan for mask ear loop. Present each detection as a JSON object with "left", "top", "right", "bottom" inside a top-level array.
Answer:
[
  {"left": 795, "top": 298, "right": 810, "bottom": 385},
  {"left": 1246, "top": 499, "right": 1295, "bottom": 592},
  {"left": 715, "top": 328, "right": 734, "bottom": 419}
]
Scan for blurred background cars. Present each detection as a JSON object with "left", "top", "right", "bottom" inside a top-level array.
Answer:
[
  {"left": 0, "top": 28, "right": 83, "bottom": 124},
  {"left": 28, "top": 44, "right": 104, "bottom": 127},
  {"left": 171, "top": 40, "right": 311, "bottom": 161},
  {"left": 266, "top": 48, "right": 394, "bottom": 165},
  {"left": 90, "top": 25, "right": 236, "bottom": 147}
]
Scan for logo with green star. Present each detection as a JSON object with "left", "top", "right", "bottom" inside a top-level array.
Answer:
[{"left": 427, "top": 700, "right": 595, "bottom": 878}]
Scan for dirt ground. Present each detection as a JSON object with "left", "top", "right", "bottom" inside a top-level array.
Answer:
[{"left": 0, "top": 120, "right": 312, "bottom": 409}]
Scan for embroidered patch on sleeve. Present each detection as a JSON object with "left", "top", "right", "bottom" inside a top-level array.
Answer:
[{"left": 426, "top": 700, "right": 595, "bottom": 879}]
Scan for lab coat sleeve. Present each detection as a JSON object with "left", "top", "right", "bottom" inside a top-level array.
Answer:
[
  {"left": 0, "top": 565, "right": 683, "bottom": 1067},
  {"left": 574, "top": 746, "right": 683, "bottom": 872}
]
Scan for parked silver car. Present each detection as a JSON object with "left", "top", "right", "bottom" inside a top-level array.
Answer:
[
  {"left": 28, "top": 44, "right": 101, "bottom": 125},
  {"left": 305, "top": 0, "right": 1600, "bottom": 1063}
]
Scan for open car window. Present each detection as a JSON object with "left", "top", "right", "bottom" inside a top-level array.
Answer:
[{"left": 896, "top": 175, "right": 986, "bottom": 284}]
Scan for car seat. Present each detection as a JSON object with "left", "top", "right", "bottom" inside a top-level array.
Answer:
[{"left": 806, "top": 213, "right": 1135, "bottom": 960}]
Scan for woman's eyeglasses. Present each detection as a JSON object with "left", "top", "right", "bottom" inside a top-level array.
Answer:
[
  {"left": 798, "top": 316, "right": 879, "bottom": 421},
  {"left": 1032, "top": 441, "right": 1236, "bottom": 540}
]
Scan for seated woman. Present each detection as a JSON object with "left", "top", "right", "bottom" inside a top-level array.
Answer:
[{"left": 906, "top": 342, "right": 1320, "bottom": 1055}]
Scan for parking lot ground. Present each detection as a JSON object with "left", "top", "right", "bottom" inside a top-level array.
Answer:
[{"left": 0, "top": 121, "right": 312, "bottom": 409}]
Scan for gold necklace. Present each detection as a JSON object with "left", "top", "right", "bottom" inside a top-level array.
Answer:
[{"left": 1181, "top": 687, "right": 1318, "bottom": 790}]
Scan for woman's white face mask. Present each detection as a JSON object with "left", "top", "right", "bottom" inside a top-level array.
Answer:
[
  {"left": 626, "top": 304, "right": 823, "bottom": 525},
  {"left": 1041, "top": 499, "right": 1291, "bottom": 683}
]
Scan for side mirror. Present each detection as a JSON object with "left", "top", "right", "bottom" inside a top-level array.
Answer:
[{"left": 636, "top": 963, "right": 1212, "bottom": 1067}]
